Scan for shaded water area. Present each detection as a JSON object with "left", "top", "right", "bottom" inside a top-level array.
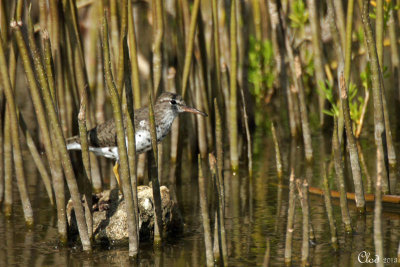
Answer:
[{"left": 1, "top": 131, "right": 399, "bottom": 267}]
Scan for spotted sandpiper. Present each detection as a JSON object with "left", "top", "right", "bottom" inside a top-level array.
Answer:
[{"left": 66, "top": 92, "right": 207, "bottom": 185}]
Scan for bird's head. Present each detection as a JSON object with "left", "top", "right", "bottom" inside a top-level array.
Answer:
[{"left": 156, "top": 92, "right": 208, "bottom": 117}]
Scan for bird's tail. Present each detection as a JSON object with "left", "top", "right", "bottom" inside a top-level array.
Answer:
[{"left": 66, "top": 135, "right": 82, "bottom": 150}]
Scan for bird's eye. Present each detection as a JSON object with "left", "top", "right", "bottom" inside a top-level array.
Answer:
[{"left": 170, "top": 100, "right": 177, "bottom": 105}]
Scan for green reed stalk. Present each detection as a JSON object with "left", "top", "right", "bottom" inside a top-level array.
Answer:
[
  {"left": 19, "top": 114, "right": 54, "bottom": 205},
  {"left": 128, "top": 0, "right": 141, "bottom": 109},
  {"left": 0, "top": 0, "right": 7, "bottom": 43},
  {"left": 116, "top": 0, "right": 127, "bottom": 95},
  {"left": 307, "top": 0, "right": 326, "bottom": 125},
  {"left": 13, "top": 21, "right": 90, "bottom": 249},
  {"left": 361, "top": 0, "right": 389, "bottom": 193},
  {"left": 293, "top": 54, "right": 313, "bottom": 161},
  {"left": 103, "top": 16, "right": 139, "bottom": 255},
  {"left": 271, "top": 122, "right": 282, "bottom": 178},
  {"left": 123, "top": 40, "right": 139, "bottom": 256},
  {"left": 344, "top": 0, "right": 354, "bottom": 83},
  {"left": 339, "top": 73, "right": 365, "bottom": 212},
  {"left": 374, "top": 147, "right": 384, "bottom": 267},
  {"left": 376, "top": 0, "right": 384, "bottom": 67},
  {"left": 327, "top": 0, "right": 343, "bottom": 60},
  {"left": 251, "top": 0, "right": 262, "bottom": 41},
  {"left": 148, "top": 91, "right": 163, "bottom": 244},
  {"left": 209, "top": 153, "right": 227, "bottom": 266},
  {"left": 3, "top": 110, "right": 12, "bottom": 217},
  {"left": 284, "top": 170, "right": 296, "bottom": 265},
  {"left": 0, "top": 37, "right": 33, "bottom": 225},
  {"left": 239, "top": 85, "right": 252, "bottom": 178},
  {"left": 388, "top": 7, "right": 400, "bottom": 98},
  {"left": 332, "top": 118, "right": 352, "bottom": 233},
  {"left": 152, "top": 0, "right": 164, "bottom": 96},
  {"left": 357, "top": 141, "right": 372, "bottom": 193},
  {"left": 0, "top": 104, "right": 3, "bottom": 206},
  {"left": 375, "top": 0, "right": 396, "bottom": 168},
  {"left": 198, "top": 155, "right": 214, "bottom": 267},
  {"left": 181, "top": 0, "right": 201, "bottom": 98},
  {"left": 78, "top": 91, "right": 93, "bottom": 240},
  {"left": 42, "top": 31, "right": 56, "bottom": 105},
  {"left": 333, "top": 0, "right": 346, "bottom": 49},
  {"left": 297, "top": 179, "right": 309, "bottom": 266},
  {"left": 213, "top": 211, "right": 220, "bottom": 264},
  {"left": 229, "top": 0, "right": 239, "bottom": 172},
  {"left": 322, "top": 162, "right": 338, "bottom": 249},
  {"left": 49, "top": 0, "right": 68, "bottom": 138},
  {"left": 110, "top": 0, "right": 119, "bottom": 75},
  {"left": 262, "top": 238, "right": 270, "bottom": 267},
  {"left": 214, "top": 98, "right": 224, "bottom": 195},
  {"left": 25, "top": 14, "right": 69, "bottom": 241},
  {"left": 211, "top": 0, "right": 222, "bottom": 103},
  {"left": 271, "top": 1, "right": 298, "bottom": 137}
]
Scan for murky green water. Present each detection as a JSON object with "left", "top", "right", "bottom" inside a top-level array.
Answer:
[{"left": 0, "top": 133, "right": 399, "bottom": 267}]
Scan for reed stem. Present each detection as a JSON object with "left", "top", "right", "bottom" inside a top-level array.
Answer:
[
  {"left": 209, "top": 153, "right": 227, "bottom": 266},
  {"left": 148, "top": 91, "right": 163, "bottom": 243},
  {"left": 332, "top": 118, "right": 352, "bottom": 233},
  {"left": 198, "top": 155, "right": 214, "bottom": 267},
  {"left": 339, "top": 72, "right": 365, "bottom": 213},
  {"left": 124, "top": 39, "right": 140, "bottom": 255},
  {"left": 78, "top": 91, "right": 93, "bottom": 240},
  {"left": 3, "top": 109, "right": 12, "bottom": 217},
  {"left": 0, "top": 36, "right": 33, "bottom": 225},
  {"left": 13, "top": 20, "right": 91, "bottom": 249},
  {"left": 103, "top": 15, "right": 138, "bottom": 256},
  {"left": 307, "top": 0, "right": 326, "bottom": 125},
  {"left": 229, "top": 0, "right": 239, "bottom": 172},
  {"left": 271, "top": 122, "right": 282, "bottom": 178},
  {"left": 361, "top": 0, "right": 389, "bottom": 193},
  {"left": 181, "top": 0, "right": 201, "bottom": 98},
  {"left": 374, "top": 147, "right": 384, "bottom": 267},
  {"left": 284, "top": 170, "right": 296, "bottom": 265}
]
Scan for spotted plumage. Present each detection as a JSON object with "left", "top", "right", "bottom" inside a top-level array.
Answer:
[{"left": 66, "top": 92, "right": 207, "bottom": 160}]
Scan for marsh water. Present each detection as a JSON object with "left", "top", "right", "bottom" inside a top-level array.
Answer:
[{"left": 0, "top": 128, "right": 399, "bottom": 267}]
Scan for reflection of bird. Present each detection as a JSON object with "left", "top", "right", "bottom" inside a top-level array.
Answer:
[{"left": 66, "top": 92, "right": 207, "bottom": 186}]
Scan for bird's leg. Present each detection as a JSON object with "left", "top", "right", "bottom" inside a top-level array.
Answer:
[{"left": 113, "top": 161, "right": 122, "bottom": 191}]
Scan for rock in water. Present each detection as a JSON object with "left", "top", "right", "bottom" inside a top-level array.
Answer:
[{"left": 67, "top": 185, "right": 183, "bottom": 244}]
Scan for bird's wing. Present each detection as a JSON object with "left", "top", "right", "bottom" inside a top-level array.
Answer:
[{"left": 88, "top": 119, "right": 117, "bottom": 147}]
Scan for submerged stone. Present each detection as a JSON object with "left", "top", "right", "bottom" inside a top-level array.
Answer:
[{"left": 67, "top": 185, "right": 183, "bottom": 244}]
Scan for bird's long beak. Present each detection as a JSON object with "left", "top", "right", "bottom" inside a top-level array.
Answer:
[{"left": 180, "top": 105, "right": 208, "bottom": 116}]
